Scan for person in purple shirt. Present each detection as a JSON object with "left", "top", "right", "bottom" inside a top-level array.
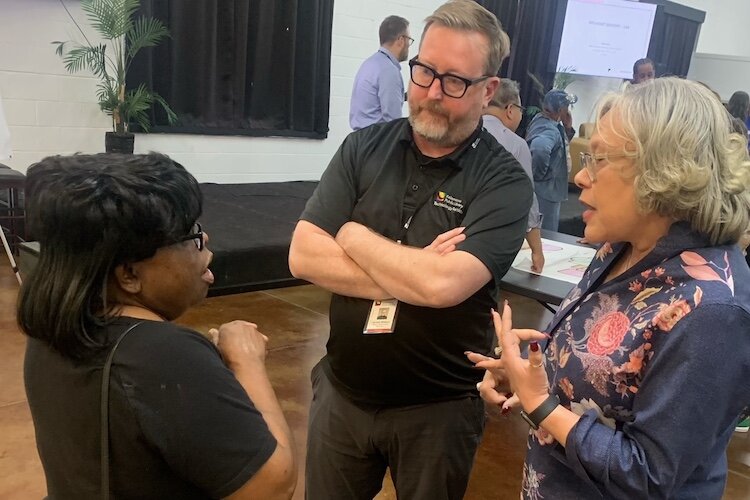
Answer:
[
  {"left": 469, "top": 77, "right": 750, "bottom": 499},
  {"left": 349, "top": 15, "right": 412, "bottom": 130}
]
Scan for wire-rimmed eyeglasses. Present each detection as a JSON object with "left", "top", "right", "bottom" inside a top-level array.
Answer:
[
  {"left": 579, "top": 151, "right": 637, "bottom": 182},
  {"left": 408, "top": 58, "right": 491, "bottom": 99}
]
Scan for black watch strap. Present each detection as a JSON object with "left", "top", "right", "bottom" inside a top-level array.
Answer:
[{"left": 520, "top": 394, "right": 560, "bottom": 430}]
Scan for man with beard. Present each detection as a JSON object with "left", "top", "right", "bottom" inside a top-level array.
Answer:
[
  {"left": 289, "top": 1, "right": 532, "bottom": 498},
  {"left": 349, "top": 15, "right": 412, "bottom": 130}
]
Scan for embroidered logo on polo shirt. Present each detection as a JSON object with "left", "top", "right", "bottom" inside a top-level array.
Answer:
[{"left": 434, "top": 191, "right": 464, "bottom": 213}]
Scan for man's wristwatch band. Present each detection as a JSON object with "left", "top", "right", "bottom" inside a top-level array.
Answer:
[{"left": 520, "top": 394, "right": 560, "bottom": 430}]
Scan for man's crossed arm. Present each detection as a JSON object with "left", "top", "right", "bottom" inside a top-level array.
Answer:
[{"left": 288, "top": 220, "right": 491, "bottom": 308}]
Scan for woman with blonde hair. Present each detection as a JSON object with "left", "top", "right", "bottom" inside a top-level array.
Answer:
[{"left": 469, "top": 77, "right": 750, "bottom": 499}]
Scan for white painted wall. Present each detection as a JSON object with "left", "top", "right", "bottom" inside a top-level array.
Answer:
[
  {"left": 688, "top": 54, "right": 750, "bottom": 102},
  {"left": 676, "top": 0, "right": 749, "bottom": 59},
  {"left": 0, "top": 0, "right": 443, "bottom": 181},
  {"left": 680, "top": 0, "right": 750, "bottom": 101}
]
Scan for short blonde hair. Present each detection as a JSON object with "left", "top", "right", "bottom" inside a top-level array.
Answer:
[
  {"left": 422, "top": 0, "right": 510, "bottom": 75},
  {"left": 594, "top": 77, "right": 750, "bottom": 245}
]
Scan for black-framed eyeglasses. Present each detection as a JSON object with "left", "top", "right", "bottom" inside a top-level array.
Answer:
[
  {"left": 509, "top": 103, "right": 526, "bottom": 113},
  {"left": 408, "top": 58, "right": 491, "bottom": 99},
  {"left": 175, "top": 222, "right": 204, "bottom": 251},
  {"left": 401, "top": 34, "right": 414, "bottom": 46}
]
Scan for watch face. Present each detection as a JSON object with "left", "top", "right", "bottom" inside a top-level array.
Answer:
[{"left": 520, "top": 411, "right": 539, "bottom": 430}]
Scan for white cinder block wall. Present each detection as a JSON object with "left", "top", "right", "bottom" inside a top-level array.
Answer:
[{"left": 0, "top": 0, "right": 445, "bottom": 181}]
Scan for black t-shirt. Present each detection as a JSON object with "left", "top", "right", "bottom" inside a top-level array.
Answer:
[
  {"left": 24, "top": 318, "right": 276, "bottom": 499},
  {"left": 301, "top": 118, "right": 532, "bottom": 405}
]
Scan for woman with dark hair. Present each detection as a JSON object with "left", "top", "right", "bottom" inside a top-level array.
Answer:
[
  {"left": 469, "top": 78, "right": 750, "bottom": 498},
  {"left": 19, "top": 153, "right": 296, "bottom": 499},
  {"left": 727, "top": 90, "right": 749, "bottom": 125}
]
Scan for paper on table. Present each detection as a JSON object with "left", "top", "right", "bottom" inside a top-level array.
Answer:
[{"left": 512, "top": 238, "right": 596, "bottom": 284}]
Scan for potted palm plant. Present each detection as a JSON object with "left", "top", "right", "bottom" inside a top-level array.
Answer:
[{"left": 53, "top": 0, "right": 177, "bottom": 154}]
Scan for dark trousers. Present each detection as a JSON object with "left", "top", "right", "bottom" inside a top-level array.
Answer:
[{"left": 305, "top": 362, "right": 485, "bottom": 500}]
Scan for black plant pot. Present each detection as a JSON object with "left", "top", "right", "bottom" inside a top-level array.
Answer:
[{"left": 105, "top": 132, "right": 135, "bottom": 154}]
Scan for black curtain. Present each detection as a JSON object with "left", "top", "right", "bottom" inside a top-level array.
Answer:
[
  {"left": 505, "top": 0, "right": 568, "bottom": 110},
  {"left": 479, "top": 0, "right": 568, "bottom": 136},
  {"left": 475, "top": 0, "right": 519, "bottom": 77},
  {"left": 647, "top": 7, "right": 702, "bottom": 78},
  {"left": 128, "top": 0, "right": 333, "bottom": 138}
]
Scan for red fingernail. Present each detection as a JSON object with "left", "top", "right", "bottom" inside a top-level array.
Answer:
[
  {"left": 505, "top": 392, "right": 513, "bottom": 398},
  {"left": 530, "top": 341, "right": 540, "bottom": 352}
]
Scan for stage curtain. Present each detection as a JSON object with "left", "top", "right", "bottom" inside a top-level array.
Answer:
[
  {"left": 648, "top": 12, "right": 701, "bottom": 78},
  {"left": 128, "top": 0, "right": 333, "bottom": 139},
  {"left": 475, "top": 0, "right": 519, "bottom": 77},
  {"left": 479, "top": 0, "right": 568, "bottom": 138}
]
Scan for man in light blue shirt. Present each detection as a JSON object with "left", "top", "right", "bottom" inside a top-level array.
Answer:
[
  {"left": 349, "top": 16, "right": 412, "bottom": 130},
  {"left": 483, "top": 79, "right": 545, "bottom": 272}
]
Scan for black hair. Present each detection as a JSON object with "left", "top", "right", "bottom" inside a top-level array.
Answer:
[
  {"left": 633, "top": 58, "right": 654, "bottom": 76},
  {"left": 17, "top": 153, "right": 202, "bottom": 360},
  {"left": 379, "top": 15, "right": 409, "bottom": 45},
  {"left": 727, "top": 91, "right": 750, "bottom": 121}
]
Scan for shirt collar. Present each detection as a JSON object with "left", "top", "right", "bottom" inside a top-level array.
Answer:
[
  {"left": 397, "top": 120, "right": 483, "bottom": 170},
  {"left": 603, "top": 221, "right": 713, "bottom": 274},
  {"left": 378, "top": 47, "right": 401, "bottom": 68},
  {"left": 482, "top": 114, "right": 510, "bottom": 133}
]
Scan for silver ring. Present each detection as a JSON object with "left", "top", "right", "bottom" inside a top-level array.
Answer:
[
  {"left": 530, "top": 359, "right": 544, "bottom": 368},
  {"left": 494, "top": 346, "right": 503, "bottom": 357}
]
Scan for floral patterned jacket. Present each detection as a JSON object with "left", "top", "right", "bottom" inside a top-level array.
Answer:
[{"left": 523, "top": 222, "right": 750, "bottom": 500}]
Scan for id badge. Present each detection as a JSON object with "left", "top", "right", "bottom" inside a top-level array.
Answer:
[{"left": 363, "top": 299, "right": 399, "bottom": 334}]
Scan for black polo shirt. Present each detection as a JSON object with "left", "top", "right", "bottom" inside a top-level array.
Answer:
[{"left": 301, "top": 118, "right": 532, "bottom": 405}]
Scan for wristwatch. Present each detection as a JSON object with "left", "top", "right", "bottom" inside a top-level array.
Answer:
[{"left": 520, "top": 394, "right": 560, "bottom": 430}]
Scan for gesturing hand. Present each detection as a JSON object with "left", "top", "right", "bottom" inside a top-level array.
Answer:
[
  {"left": 210, "top": 320, "right": 269, "bottom": 373},
  {"left": 494, "top": 302, "right": 551, "bottom": 413},
  {"left": 465, "top": 350, "right": 517, "bottom": 413}
]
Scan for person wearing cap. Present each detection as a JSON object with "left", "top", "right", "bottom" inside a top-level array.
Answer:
[{"left": 526, "top": 89, "right": 573, "bottom": 232}]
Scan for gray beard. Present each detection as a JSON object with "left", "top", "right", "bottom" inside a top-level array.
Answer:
[{"left": 408, "top": 108, "right": 478, "bottom": 148}]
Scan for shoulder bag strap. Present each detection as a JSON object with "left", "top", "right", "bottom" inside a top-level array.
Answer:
[{"left": 100, "top": 321, "right": 144, "bottom": 500}]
